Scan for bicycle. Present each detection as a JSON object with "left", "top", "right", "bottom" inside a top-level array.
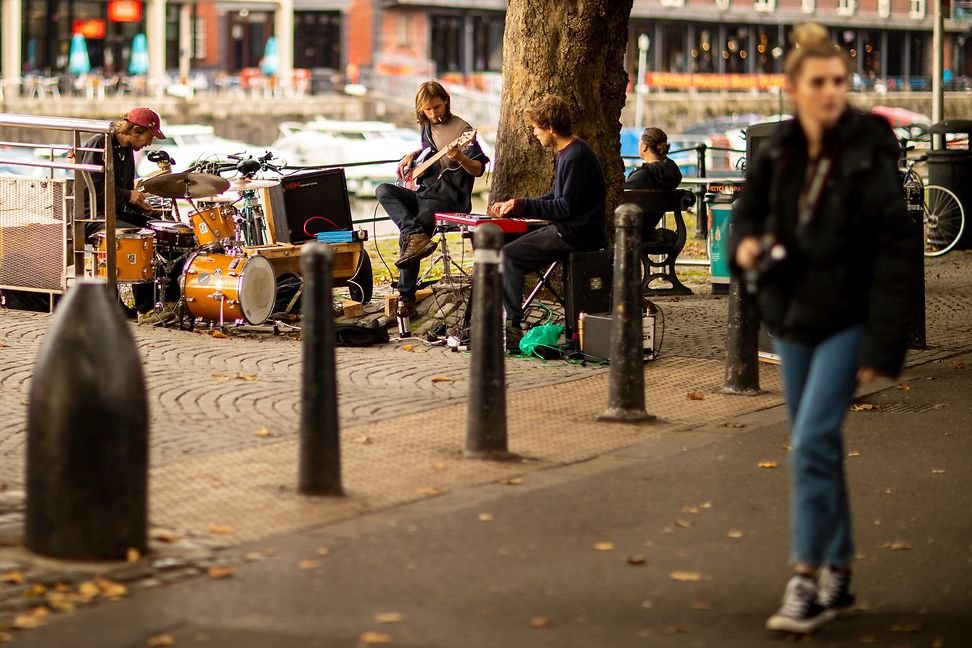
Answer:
[{"left": 900, "top": 151, "right": 965, "bottom": 257}]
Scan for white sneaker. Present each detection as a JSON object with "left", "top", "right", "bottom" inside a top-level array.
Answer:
[{"left": 766, "top": 574, "right": 833, "bottom": 634}]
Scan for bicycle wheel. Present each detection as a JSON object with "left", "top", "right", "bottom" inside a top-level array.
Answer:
[{"left": 923, "top": 184, "right": 965, "bottom": 257}]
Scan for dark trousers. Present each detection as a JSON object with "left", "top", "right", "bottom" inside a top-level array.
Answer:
[
  {"left": 502, "top": 225, "right": 575, "bottom": 325},
  {"left": 375, "top": 183, "right": 453, "bottom": 297}
]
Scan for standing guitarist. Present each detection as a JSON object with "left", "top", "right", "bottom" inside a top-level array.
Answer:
[{"left": 375, "top": 80, "right": 489, "bottom": 314}]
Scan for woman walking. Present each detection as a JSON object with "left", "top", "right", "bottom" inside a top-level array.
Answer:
[{"left": 731, "top": 23, "right": 920, "bottom": 634}]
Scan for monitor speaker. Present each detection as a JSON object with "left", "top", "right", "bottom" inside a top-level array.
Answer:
[
  {"left": 274, "top": 168, "right": 354, "bottom": 244},
  {"left": 564, "top": 249, "right": 612, "bottom": 331}
]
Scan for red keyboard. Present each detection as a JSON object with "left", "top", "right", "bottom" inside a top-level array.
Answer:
[{"left": 435, "top": 212, "right": 546, "bottom": 234}]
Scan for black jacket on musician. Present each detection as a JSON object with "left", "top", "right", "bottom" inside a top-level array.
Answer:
[
  {"left": 78, "top": 132, "right": 147, "bottom": 238},
  {"left": 728, "top": 109, "right": 921, "bottom": 377}
]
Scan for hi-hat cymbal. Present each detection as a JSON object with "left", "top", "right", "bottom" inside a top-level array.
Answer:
[
  {"left": 142, "top": 171, "right": 231, "bottom": 199},
  {"left": 225, "top": 177, "right": 278, "bottom": 192}
]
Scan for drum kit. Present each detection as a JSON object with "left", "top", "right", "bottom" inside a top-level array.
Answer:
[{"left": 96, "top": 163, "right": 282, "bottom": 329}]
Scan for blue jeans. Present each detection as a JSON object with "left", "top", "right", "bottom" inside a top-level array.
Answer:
[{"left": 773, "top": 325, "right": 863, "bottom": 568}]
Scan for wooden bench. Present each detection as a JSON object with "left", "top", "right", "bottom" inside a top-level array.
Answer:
[{"left": 622, "top": 189, "right": 695, "bottom": 296}]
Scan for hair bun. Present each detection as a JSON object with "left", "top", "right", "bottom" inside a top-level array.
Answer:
[{"left": 792, "top": 22, "right": 831, "bottom": 50}]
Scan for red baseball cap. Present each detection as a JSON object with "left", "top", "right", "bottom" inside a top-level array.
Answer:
[{"left": 124, "top": 107, "right": 165, "bottom": 139}]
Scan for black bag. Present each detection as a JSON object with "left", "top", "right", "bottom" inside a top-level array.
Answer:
[{"left": 334, "top": 322, "right": 389, "bottom": 347}]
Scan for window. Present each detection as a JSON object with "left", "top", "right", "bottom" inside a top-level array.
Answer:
[
  {"left": 715, "top": 0, "right": 731, "bottom": 10},
  {"left": 836, "top": 0, "right": 856, "bottom": 16},
  {"left": 472, "top": 15, "right": 504, "bottom": 72},
  {"left": 909, "top": 0, "right": 926, "bottom": 18},
  {"left": 295, "top": 12, "right": 341, "bottom": 69},
  {"left": 430, "top": 15, "right": 463, "bottom": 74},
  {"left": 802, "top": 0, "right": 815, "bottom": 12},
  {"left": 754, "top": 0, "right": 775, "bottom": 11}
]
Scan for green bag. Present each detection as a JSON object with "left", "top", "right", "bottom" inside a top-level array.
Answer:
[{"left": 519, "top": 324, "right": 564, "bottom": 358}]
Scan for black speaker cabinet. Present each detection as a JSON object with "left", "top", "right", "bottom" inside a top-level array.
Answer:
[
  {"left": 564, "top": 249, "right": 612, "bottom": 331},
  {"left": 277, "top": 168, "right": 354, "bottom": 243}
]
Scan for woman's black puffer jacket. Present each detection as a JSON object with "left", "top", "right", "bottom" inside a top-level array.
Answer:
[{"left": 729, "top": 109, "right": 922, "bottom": 377}]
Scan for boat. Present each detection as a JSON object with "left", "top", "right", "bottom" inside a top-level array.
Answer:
[{"left": 136, "top": 124, "right": 255, "bottom": 176}]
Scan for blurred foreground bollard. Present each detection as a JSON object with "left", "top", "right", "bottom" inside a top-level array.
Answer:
[
  {"left": 26, "top": 280, "right": 148, "bottom": 560},
  {"left": 466, "top": 224, "right": 510, "bottom": 458},
  {"left": 722, "top": 274, "right": 761, "bottom": 395},
  {"left": 599, "top": 204, "right": 655, "bottom": 423},
  {"left": 299, "top": 243, "right": 343, "bottom": 496}
]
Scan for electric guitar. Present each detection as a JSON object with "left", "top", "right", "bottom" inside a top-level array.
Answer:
[{"left": 397, "top": 128, "right": 478, "bottom": 191}]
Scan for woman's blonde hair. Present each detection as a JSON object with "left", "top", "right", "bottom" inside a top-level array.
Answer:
[
  {"left": 784, "top": 23, "right": 850, "bottom": 81},
  {"left": 414, "top": 80, "right": 452, "bottom": 126}
]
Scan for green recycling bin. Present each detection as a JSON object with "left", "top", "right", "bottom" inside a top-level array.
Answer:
[{"left": 706, "top": 192, "right": 735, "bottom": 295}]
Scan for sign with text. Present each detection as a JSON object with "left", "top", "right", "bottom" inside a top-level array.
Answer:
[
  {"left": 108, "top": 0, "right": 143, "bottom": 22},
  {"left": 646, "top": 72, "right": 785, "bottom": 91},
  {"left": 73, "top": 19, "right": 106, "bottom": 39}
]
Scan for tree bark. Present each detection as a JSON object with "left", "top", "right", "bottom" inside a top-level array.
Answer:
[{"left": 491, "top": 0, "right": 633, "bottom": 238}]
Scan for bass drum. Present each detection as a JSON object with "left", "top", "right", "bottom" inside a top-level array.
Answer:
[{"left": 181, "top": 252, "right": 276, "bottom": 325}]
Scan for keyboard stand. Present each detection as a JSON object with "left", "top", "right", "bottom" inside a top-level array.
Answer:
[{"left": 419, "top": 223, "right": 471, "bottom": 286}]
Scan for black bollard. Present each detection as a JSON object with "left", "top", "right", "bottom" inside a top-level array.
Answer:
[
  {"left": 722, "top": 274, "right": 762, "bottom": 395},
  {"left": 599, "top": 204, "right": 655, "bottom": 423},
  {"left": 465, "top": 224, "right": 510, "bottom": 458},
  {"left": 904, "top": 174, "right": 927, "bottom": 350},
  {"left": 26, "top": 280, "right": 148, "bottom": 560},
  {"left": 299, "top": 243, "right": 343, "bottom": 496}
]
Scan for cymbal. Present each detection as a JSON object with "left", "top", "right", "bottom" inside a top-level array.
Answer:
[
  {"left": 225, "top": 177, "right": 278, "bottom": 192},
  {"left": 142, "top": 171, "right": 231, "bottom": 199},
  {"left": 194, "top": 195, "right": 238, "bottom": 204}
]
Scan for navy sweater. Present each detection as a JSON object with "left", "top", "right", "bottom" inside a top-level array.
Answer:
[{"left": 512, "top": 138, "right": 607, "bottom": 250}]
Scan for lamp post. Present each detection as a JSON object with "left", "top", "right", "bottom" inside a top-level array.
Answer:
[
  {"left": 771, "top": 46, "right": 785, "bottom": 120},
  {"left": 635, "top": 34, "right": 651, "bottom": 129}
]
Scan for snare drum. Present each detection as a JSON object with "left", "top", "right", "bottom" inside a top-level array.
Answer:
[
  {"left": 188, "top": 205, "right": 236, "bottom": 247},
  {"left": 181, "top": 251, "right": 276, "bottom": 325},
  {"left": 95, "top": 229, "right": 155, "bottom": 283}
]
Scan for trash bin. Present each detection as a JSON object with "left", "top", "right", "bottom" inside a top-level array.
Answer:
[
  {"left": 706, "top": 192, "right": 735, "bottom": 295},
  {"left": 927, "top": 119, "right": 972, "bottom": 249}
]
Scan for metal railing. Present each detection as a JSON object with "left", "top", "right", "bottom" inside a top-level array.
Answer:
[{"left": 0, "top": 113, "right": 117, "bottom": 296}]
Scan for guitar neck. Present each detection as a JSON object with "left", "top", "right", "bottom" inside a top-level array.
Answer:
[{"left": 413, "top": 130, "right": 476, "bottom": 178}]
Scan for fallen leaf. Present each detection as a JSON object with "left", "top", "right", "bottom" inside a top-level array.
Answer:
[
  {"left": 641, "top": 600, "right": 654, "bottom": 609},
  {"left": 315, "top": 547, "right": 331, "bottom": 556},
  {"left": 206, "top": 566, "right": 235, "bottom": 580},
  {"left": 239, "top": 373, "right": 258, "bottom": 381},
  {"left": 757, "top": 461, "right": 778, "bottom": 469},
  {"left": 593, "top": 541, "right": 615, "bottom": 552},
  {"left": 850, "top": 402, "right": 879, "bottom": 411},
  {"left": 723, "top": 422, "right": 746, "bottom": 428},
  {"left": 243, "top": 552, "right": 267, "bottom": 562},
  {"left": 665, "top": 624, "right": 689, "bottom": 634},
  {"left": 77, "top": 581, "right": 100, "bottom": 599},
  {"left": 675, "top": 519, "right": 693, "bottom": 528},
  {"left": 528, "top": 617, "right": 552, "bottom": 629},
  {"left": 890, "top": 622, "right": 923, "bottom": 633},
  {"left": 0, "top": 570, "right": 25, "bottom": 584},
  {"left": 856, "top": 634, "right": 878, "bottom": 644},
  {"left": 897, "top": 383, "right": 912, "bottom": 391},
  {"left": 12, "top": 613, "right": 44, "bottom": 630},
  {"left": 687, "top": 391, "right": 705, "bottom": 400},
  {"left": 626, "top": 554, "right": 647, "bottom": 566},
  {"left": 360, "top": 631, "right": 393, "bottom": 645},
  {"left": 500, "top": 478, "right": 523, "bottom": 486},
  {"left": 211, "top": 331, "right": 228, "bottom": 339},
  {"left": 882, "top": 540, "right": 913, "bottom": 551},
  {"left": 401, "top": 344, "right": 414, "bottom": 352},
  {"left": 478, "top": 513, "right": 494, "bottom": 522},
  {"left": 96, "top": 578, "right": 127, "bottom": 598},
  {"left": 681, "top": 505, "right": 700, "bottom": 514},
  {"left": 931, "top": 468, "right": 946, "bottom": 474},
  {"left": 207, "top": 524, "right": 235, "bottom": 535},
  {"left": 848, "top": 451, "right": 861, "bottom": 458},
  {"left": 949, "top": 360, "right": 966, "bottom": 369},
  {"left": 417, "top": 486, "right": 445, "bottom": 496},
  {"left": 126, "top": 547, "right": 141, "bottom": 563},
  {"left": 431, "top": 462, "right": 447, "bottom": 472},
  {"left": 150, "top": 529, "right": 181, "bottom": 543},
  {"left": 691, "top": 600, "right": 712, "bottom": 610},
  {"left": 253, "top": 428, "right": 272, "bottom": 438},
  {"left": 430, "top": 376, "right": 455, "bottom": 382},
  {"left": 353, "top": 435, "right": 374, "bottom": 445},
  {"left": 148, "top": 634, "right": 176, "bottom": 647},
  {"left": 699, "top": 501, "right": 712, "bottom": 509},
  {"left": 373, "top": 612, "right": 404, "bottom": 624},
  {"left": 0, "top": 632, "right": 13, "bottom": 644},
  {"left": 727, "top": 530, "right": 745, "bottom": 539},
  {"left": 298, "top": 560, "right": 322, "bottom": 570},
  {"left": 261, "top": 548, "right": 278, "bottom": 557},
  {"left": 671, "top": 571, "right": 703, "bottom": 582}
]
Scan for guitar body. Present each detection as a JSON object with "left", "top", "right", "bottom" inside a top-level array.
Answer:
[{"left": 396, "top": 128, "right": 478, "bottom": 192}]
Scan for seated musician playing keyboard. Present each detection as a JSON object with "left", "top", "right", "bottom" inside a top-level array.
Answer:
[{"left": 489, "top": 95, "right": 607, "bottom": 352}]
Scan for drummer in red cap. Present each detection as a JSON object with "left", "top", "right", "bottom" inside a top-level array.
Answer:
[{"left": 77, "top": 107, "right": 165, "bottom": 314}]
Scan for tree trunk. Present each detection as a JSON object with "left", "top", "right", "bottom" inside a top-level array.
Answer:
[{"left": 491, "top": 0, "right": 633, "bottom": 238}]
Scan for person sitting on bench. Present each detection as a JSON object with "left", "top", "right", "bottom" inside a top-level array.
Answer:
[
  {"left": 625, "top": 127, "right": 682, "bottom": 231},
  {"left": 489, "top": 95, "right": 607, "bottom": 352}
]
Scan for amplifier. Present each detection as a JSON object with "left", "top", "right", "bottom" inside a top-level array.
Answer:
[
  {"left": 275, "top": 168, "right": 354, "bottom": 244},
  {"left": 578, "top": 312, "right": 656, "bottom": 362},
  {"left": 563, "top": 249, "right": 612, "bottom": 332}
]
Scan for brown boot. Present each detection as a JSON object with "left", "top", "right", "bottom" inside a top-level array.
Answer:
[{"left": 395, "top": 233, "right": 437, "bottom": 268}]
